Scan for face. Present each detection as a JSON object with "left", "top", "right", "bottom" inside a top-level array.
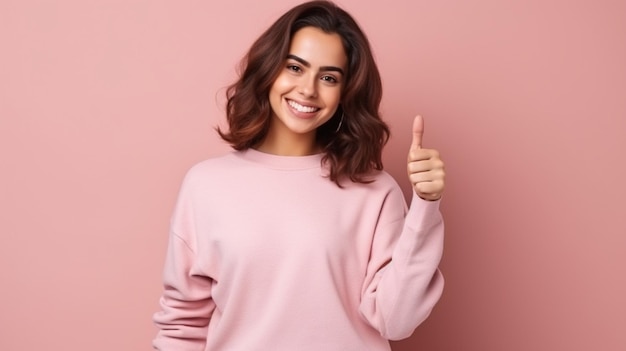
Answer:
[{"left": 266, "top": 26, "right": 347, "bottom": 153}]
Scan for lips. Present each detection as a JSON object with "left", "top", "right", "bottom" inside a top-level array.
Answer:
[{"left": 287, "top": 99, "right": 320, "bottom": 113}]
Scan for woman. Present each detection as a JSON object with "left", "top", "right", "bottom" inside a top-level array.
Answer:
[{"left": 153, "top": 1, "right": 445, "bottom": 350}]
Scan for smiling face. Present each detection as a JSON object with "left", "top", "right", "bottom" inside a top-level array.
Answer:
[{"left": 260, "top": 26, "right": 348, "bottom": 156}]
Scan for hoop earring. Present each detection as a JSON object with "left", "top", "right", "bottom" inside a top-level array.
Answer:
[{"left": 335, "top": 112, "right": 344, "bottom": 133}]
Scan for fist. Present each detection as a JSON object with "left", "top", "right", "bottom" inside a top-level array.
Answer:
[{"left": 407, "top": 115, "right": 445, "bottom": 201}]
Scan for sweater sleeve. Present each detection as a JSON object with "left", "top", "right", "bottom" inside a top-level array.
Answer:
[
  {"left": 359, "top": 190, "right": 445, "bottom": 340},
  {"left": 153, "top": 170, "right": 216, "bottom": 350},
  {"left": 152, "top": 232, "right": 215, "bottom": 350}
]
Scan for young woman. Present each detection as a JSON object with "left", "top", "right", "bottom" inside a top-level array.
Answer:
[{"left": 153, "top": 1, "right": 445, "bottom": 350}]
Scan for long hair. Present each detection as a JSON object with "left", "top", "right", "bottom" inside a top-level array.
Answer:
[{"left": 218, "top": 0, "right": 389, "bottom": 186}]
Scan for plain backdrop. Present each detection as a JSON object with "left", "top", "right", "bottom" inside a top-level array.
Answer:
[{"left": 1, "top": 0, "right": 625, "bottom": 350}]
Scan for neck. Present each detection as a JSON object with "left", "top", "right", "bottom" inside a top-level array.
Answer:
[
  {"left": 256, "top": 123, "right": 320, "bottom": 156},
  {"left": 256, "top": 137, "right": 320, "bottom": 156}
]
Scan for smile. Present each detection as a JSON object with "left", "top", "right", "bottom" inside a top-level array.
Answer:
[{"left": 287, "top": 99, "right": 320, "bottom": 113}]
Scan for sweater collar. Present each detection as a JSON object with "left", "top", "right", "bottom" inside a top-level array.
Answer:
[{"left": 236, "top": 148, "right": 324, "bottom": 170}]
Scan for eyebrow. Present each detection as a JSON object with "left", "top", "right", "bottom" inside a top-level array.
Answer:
[{"left": 286, "top": 54, "right": 345, "bottom": 75}]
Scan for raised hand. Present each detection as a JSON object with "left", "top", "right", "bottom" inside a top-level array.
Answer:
[{"left": 407, "top": 115, "right": 445, "bottom": 201}]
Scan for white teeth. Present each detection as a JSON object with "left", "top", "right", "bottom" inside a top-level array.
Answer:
[{"left": 288, "top": 99, "right": 319, "bottom": 113}]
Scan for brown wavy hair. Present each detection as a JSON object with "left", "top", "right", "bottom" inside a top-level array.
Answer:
[{"left": 218, "top": 0, "right": 389, "bottom": 186}]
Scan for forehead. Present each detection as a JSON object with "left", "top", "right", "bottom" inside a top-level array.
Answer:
[{"left": 289, "top": 27, "right": 347, "bottom": 69}]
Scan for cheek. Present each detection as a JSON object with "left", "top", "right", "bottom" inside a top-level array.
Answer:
[
  {"left": 323, "top": 88, "right": 342, "bottom": 108},
  {"left": 270, "top": 73, "right": 293, "bottom": 95}
]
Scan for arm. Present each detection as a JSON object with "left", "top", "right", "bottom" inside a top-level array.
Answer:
[
  {"left": 153, "top": 232, "right": 215, "bottom": 350},
  {"left": 359, "top": 192, "right": 444, "bottom": 340},
  {"left": 359, "top": 115, "right": 445, "bottom": 339},
  {"left": 153, "top": 169, "right": 216, "bottom": 350}
]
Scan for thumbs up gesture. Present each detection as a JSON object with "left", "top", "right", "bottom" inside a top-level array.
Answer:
[{"left": 407, "top": 116, "right": 445, "bottom": 201}]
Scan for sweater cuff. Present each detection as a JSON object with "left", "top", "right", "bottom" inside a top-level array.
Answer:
[{"left": 405, "top": 192, "right": 442, "bottom": 232}]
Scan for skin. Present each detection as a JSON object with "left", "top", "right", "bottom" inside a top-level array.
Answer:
[
  {"left": 408, "top": 115, "right": 446, "bottom": 200},
  {"left": 259, "top": 26, "right": 347, "bottom": 156},
  {"left": 258, "top": 27, "right": 445, "bottom": 200}
]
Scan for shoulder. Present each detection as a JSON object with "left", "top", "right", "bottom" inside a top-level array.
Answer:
[
  {"left": 190, "top": 151, "right": 242, "bottom": 172},
  {"left": 339, "top": 169, "right": 407, "bottom": 207},
  {"left": 179, "top": 151, "right": 244, "bottom": 189},
  {"left": 337, "top": 170, "right": 409, "bottom": 226},
  {"left": 357, "top": 169, "right": 404, "bottom": 195},
  {"left": 367, "top": 170, "right": 409, "bottom": 209},
  {"left": 373, "top": 170, "right": 402, "bottom": 188},
  {"left": 187, "top": 150, "right": 255, "bottom": 176}
]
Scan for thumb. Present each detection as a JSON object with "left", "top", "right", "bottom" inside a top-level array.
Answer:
[{"left": 411, "top": 115, "right": 424, "bottom": 150}]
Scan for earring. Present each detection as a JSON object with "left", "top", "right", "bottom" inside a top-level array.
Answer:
[{"left": 335, "top": 112, "right": 344, "bottom": 132}]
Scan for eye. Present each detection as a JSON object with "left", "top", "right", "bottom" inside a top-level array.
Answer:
[
  {"left": 286, "top": 64, "right": 302, "bottom": 73},
  {"left": 321, "top": 75, "right": 338, "bottom": 84}
]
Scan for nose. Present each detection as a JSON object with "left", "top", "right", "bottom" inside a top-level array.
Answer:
[{"left": 298, "top": 74, "right": 318, "bottom": 98}]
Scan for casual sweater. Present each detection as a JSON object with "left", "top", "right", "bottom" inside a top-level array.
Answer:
[{"left": 153, "top": 148, "right": 444, "bottom": 351}]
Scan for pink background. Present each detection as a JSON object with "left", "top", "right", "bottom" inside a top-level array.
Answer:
[{"left": 2, "top": 0, "right": 625, "bottom": 350}]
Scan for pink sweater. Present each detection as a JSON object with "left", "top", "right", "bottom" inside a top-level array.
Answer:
[{"left": 153, "top": 149, "right": 444, "bottom": 351}]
